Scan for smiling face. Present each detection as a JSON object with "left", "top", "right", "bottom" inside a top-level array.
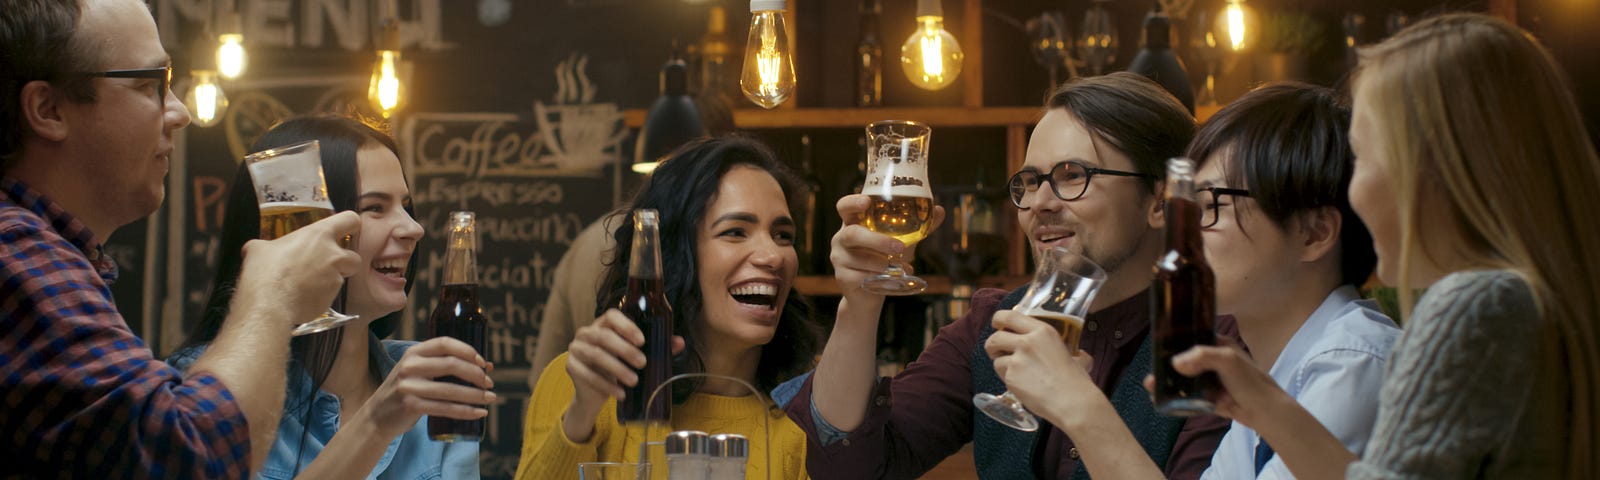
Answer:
[
  {"left": 693, "top": 165, "right": 799, "bottom": 350},
  {"left": 344, "top": 145, "right": 423, "bottom": 320},
  {"left": 1195, "top": 151, "right": 1300, "bottom": 316},
  {"left": 1018, "top": 108, "right": 1162, "bottom": 281},
  {"left": 63, "top": 0, "right": 190, "bottom": 232}
]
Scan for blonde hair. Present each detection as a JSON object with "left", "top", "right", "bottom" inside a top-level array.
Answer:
[{"left": 1355, "top": 13, "right": 1600, "bottom": 476}]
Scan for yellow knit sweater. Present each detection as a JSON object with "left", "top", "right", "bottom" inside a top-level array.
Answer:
[{"left": 514, "top": 354, "right": 810, "bottom": 480}]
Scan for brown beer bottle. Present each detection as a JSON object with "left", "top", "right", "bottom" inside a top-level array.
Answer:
[
  {"left": 428, "top": 211, "right": 488, "bottom": 441},
  {"left": 618, "top": 209, "right": 674, "bottom": 424},
  {"left": 1151, "top": 158, "right": 1220, "bottom": 416}
]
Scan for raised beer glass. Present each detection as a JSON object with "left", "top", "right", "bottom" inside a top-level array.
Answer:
[
  {"left": 243, "top": 140, "right": 357, "bottom": 336},
  {"left": 860, "top": 120, "right": 935, "bottom": 295},
  {"left": 974, "top": 246, "right": 1107, "bottom": 431}
]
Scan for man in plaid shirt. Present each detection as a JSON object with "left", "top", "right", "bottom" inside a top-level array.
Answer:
[{"left": 0, "top": 0, "right": 364, "bottom": 477}]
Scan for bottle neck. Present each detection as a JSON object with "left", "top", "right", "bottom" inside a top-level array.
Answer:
[
  {"left": 629, "top": 218, "right": 664, "bottom": 280},
  {"left": 443, "top": 229, "right": 478, "bottom": 285},
  {"left": 1163, "top": 178, "right": 1203, "bottom": 256}
]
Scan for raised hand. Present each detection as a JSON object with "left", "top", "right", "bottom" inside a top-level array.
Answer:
[
  {"left": 235, "top": 210, "right": 363, "bottom": 326},
  {"left": 562, "top": 309, "right": 685, "bottom": 442},
  {"left": 985, "top": 309, "right": 1097, "bottom": 426},
  {"left": 829, "top": 193, "right": 946, "bottom": 300}
]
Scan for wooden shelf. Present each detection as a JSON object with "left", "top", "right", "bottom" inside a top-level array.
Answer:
[
  {"left": 624, "top": 106, "right": 1040, "bottom": 130},
  {"left": 793, "top": 274, "right": 1029, "bottom": 297}
]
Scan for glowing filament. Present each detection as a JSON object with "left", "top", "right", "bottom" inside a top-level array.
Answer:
[
  {"left": 217, "top": 34, "right": 246, "bottom": 79},
  {"left": 1226, "top": 3, "right": 1246, "bottom": 51},
  {"left": 194, "top": 82, "right": 218, "bottom": 123},
  {"left": 918, "top": 18, "right": 944, "bottom": 81}
]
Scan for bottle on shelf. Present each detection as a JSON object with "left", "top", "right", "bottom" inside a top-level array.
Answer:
[
  {"left": 797, "top": 134, "right": 823, "bottom": 274},
  {"left": 696, "top": 6, "right": 735, "bottom": 133},
  {"left": 857, "top": 0, "right": 884, "bottom": 107}
]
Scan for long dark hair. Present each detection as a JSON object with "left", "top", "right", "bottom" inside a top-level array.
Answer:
[
  {"left": 183, "top": 114, "right": 412, "bottom": 388},
  {"left": 1186, "top": 82, "right": 1376, "bottom": 286},
  {"left": 598, "top": 135, "right": 820, "bottom": 405}
]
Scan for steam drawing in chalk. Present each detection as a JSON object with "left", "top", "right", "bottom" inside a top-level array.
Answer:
[{"left": 534, "top": 52, "right": 629, "bottom": 173}]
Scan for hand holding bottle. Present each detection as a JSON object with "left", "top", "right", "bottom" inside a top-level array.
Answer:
[
  {"left": 563, "top": 309, "right": 685, "bottom": 442},
  {"left": 352, "top": 337, "right": 494, "bottom": 440}
]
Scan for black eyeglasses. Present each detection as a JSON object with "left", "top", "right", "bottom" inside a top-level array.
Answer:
[
  {"left": 1008, "top": 160, "right": 1158, "bottom": 207},
  {"left": 1197, "top": 187, "right": 1252, "bottom": 228},
  {"left": 83, "top": 66, "right": 172, "bottom": 103}
]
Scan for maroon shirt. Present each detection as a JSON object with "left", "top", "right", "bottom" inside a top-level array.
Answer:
[{"left": 784, "top": 287, "right": 1232, "bottom": 479}]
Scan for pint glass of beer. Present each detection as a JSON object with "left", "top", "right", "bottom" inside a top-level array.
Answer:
[
  {"left": 244, "top": 140, "right": 358, "bottom": 336},
  {"left": 974, "top": 246, "right": 1107, "bottom": 431},
  {"left": 860, "top": 120, "right": 935, "bottom": 295}
]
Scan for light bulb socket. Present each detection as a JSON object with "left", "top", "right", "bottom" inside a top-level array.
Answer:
[
  {"left": 916, "top": 0, "right": 943, "bottom": 18},
  {"left": 750, "top": 0, "right": 784, "bottom": 13},
  {"left": 375, "top": 19, "right": 401, "bottom": 51}
]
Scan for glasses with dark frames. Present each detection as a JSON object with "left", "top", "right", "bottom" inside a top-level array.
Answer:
[
  {"left": 1007, "top": 160, "right": 1158, "bottom": 207},
  {"left": 83, "top": 66, "right": 172, "bottom": 103},
  {"left": 1196, "top": 186, "right": 1252, "bottom": 228}
]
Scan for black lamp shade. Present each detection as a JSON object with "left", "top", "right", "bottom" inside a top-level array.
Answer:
[
  {"left": 635, "top": 58, "right": 706, "bottom": 172},
  {"left": 1127, "top": 5, "right": 1195, "bottom": 114}
]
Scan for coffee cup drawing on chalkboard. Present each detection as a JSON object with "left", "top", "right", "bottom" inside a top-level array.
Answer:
[{"left": 534, "top": 53, "right": 629, "bottom": 173}]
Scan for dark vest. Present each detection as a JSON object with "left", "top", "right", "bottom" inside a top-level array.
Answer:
[{"left": 970, "top": 287, "right": 1185, "bottom": 479}]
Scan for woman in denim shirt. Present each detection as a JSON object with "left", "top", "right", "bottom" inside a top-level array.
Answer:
[{"left": 171, "top": 115, "right": 491, "bottom": 479}]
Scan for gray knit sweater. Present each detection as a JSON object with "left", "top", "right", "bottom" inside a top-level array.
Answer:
[{"left": 1347, "top": 270, "right": 1569, "bottom": 478}]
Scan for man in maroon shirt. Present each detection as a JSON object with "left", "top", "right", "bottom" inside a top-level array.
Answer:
[{"left": 784, "top": 73, "right": 1231, "bottom": 479}]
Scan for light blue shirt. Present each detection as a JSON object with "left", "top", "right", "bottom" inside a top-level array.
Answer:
[
  {"left": 170, "top": 335, "right": 480, "bottom": 480},
  {"left": 1200, "top": 286, "right": 1399, "bottom": 480}
]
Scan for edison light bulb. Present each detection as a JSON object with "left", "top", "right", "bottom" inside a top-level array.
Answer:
[
  {"left": 901, "top": 0, "right": 963, "bottom": 91},
  {"left": 368, "top": 50, "right": 405, "bottom": 118},
  {"left": 1217, "top": 0, "right": 1260, "bottom": 52},
  {"left": 184, "top": 70, "right": 228, "bottom": 127},
  {"left": 739, "top": 0, "right": 795, "bottom": 109},
  {"left": 216, "top": 33, "right": 246, "bottom": 79}
]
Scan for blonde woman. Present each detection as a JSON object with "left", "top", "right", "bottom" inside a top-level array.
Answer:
[{"left": 1171, "top": 13, "right": 1600, "bottom": 479}]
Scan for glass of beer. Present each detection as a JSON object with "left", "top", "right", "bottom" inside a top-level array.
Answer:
[
  {"left": 244, "top": 140, "right": 358, "bottom": 336},
  {"left": 860, "top": 120, "right": 935, "bottom": 295},
  {"left": 973, "top": 246, "right": 1106, "bottom": 431}
]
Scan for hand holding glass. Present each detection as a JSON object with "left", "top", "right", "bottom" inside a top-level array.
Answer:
[
  {"left": 974, "top": 246, "right": 1107, "bottom": 431},
  {"left": 859, "top": 120, "right": 935, "bottom": 295},
  {"left": 244, "top": 140, "right": 358, "bottom": 336}
]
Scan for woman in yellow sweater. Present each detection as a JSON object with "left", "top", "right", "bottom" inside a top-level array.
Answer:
[{"left": 515, "top": 136, "right": 822, "bottom": 480}]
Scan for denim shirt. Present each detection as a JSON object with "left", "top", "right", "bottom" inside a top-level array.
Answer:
[{"left": 170, "top": 334, "right": 480, "bottom": 480}]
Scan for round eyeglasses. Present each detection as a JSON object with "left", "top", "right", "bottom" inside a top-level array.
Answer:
[{"left": 1008, "top": 160, "right": 1157, "bottom": 207}]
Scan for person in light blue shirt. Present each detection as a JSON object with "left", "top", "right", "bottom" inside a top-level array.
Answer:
[
  {"left": 170, "top": 115, "right": 492, "bottom": 479},
  {"left": 984, "top": 83, "right": 1397, "bottom": 479}
]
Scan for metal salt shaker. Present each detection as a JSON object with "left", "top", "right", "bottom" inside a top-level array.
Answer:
[
  {"left": 665, "top": 430, "right": 710, "bottom": 480},
  {"left": 708, "top": 433, "right": 749, "bottom": 480}
]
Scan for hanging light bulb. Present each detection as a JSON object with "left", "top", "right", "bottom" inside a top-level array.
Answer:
[
  {"left": 216, "top": 12, "right": 246, "bottom": 79},
  {"left": 184, "top": 70, "right": 228, "bottom": 127},
  {"left": 368, "top": 20, "right": 406, "bottom": 118},
  {"left": 1217, "top": 0, "right": 1260, "bottom": 52},
  {"left": 900, "top": 0, "right": 963, "bottom": 90},
  {"left": 739, "top": 0, "right": 795, "bottom": 109}
]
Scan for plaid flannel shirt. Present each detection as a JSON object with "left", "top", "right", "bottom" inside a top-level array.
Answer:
[{"left": 0, "top": 177, "right": 251, "bottom": 478}]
